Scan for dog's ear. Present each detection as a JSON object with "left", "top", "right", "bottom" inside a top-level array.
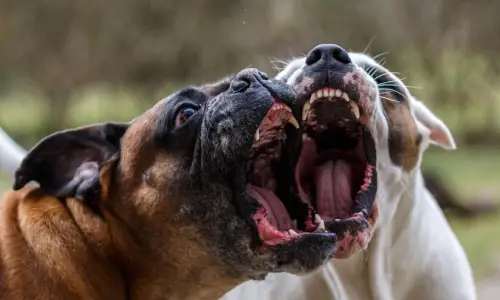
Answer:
[
  {"left": 412, "top": 97, "right": 456, "bottom": 150},
  {"left": 13, "top": 122, "right": 129, "bottom": 201}
]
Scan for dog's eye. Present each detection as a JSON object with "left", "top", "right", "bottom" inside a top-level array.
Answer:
[{"left": 174, "top": 106, "right": 199, "bottom": 127}]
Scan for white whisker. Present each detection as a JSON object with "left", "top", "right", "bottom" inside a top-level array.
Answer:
[
  {"left": 379, "top": 88, "right": 408, "bottom": 101},
  {"left": 379, "top": 83, "right": 422, "bottom": 90},
  {"left": 372, "top": 71, "right": 394, "bottom": 82},
  {"left": 377, "top": 80, "right": 404, "bottom": 86},
  {"left": 365, "top": 66, "right": 377, "bottom": 77},
  {"left": 378, "top": 58, "right": 387, "bottom": 67},
  {"left": 372, "top": 52, "right": 389, "bottom": 61},
  {"left": 403, "top": 85, "right": 422, "bottom": 90},
  {"left": 363, "top": 37, "right": 377, "bottom": 54},
  {"left": 379, "top": 96, "right": 399, "bottom": 103}
]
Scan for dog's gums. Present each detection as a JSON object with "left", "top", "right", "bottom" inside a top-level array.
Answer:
[{"left": 246, "top": 86, "right": 377, "bottom": 246}]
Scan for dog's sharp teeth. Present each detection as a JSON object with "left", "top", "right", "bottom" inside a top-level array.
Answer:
[
  {"left": 288, "top": 229, "right": 298, "bottom": 236},
  {"left": 288, "top": 116, "right": 299, "bottom": 129},
  {"left": 335, "top": 89, "right": 343, "bottom": 98},
  {"left": 314, "top": 214, "right": 326, "bottom": 232},
  {"left": 317, "top": 89, "right": 323, "bottom": 98},
  {"left": 254, "top": 129, "right": 260, "bottom": 141},
  {"left": 302, "top": 101, "right": 311, "bottom": 121},
  {"left": 310, "top": 93, "right": 317, "bottom": 104},
  {"left": 350, "top": 102, "right": 360, "bottom": 119},
  {"left": 329, "top": 89, "right": 335, "bottom": 98},
  {"left": 315, "top": 214, "right": 322, "bottom": 223},
  {"left": 342, "top": 92, "right": 350, "bottom": 102}
]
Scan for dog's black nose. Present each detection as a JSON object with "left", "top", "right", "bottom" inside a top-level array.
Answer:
[
  {"left": 230, "top": 69, "right": 269, "bottom": 93},
  {"left": 231, "top": 68, "right": 296, "bottom": 106},
  {"left": 305, "top": 44, "right": 351, "bottom": 66}
]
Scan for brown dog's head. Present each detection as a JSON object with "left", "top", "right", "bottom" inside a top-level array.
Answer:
[
  {"left": 13, "top": 68, "right": 339, "bottom": 297},
  {"left": 274, "top": 44, "right": 455, "bottom": 259}
]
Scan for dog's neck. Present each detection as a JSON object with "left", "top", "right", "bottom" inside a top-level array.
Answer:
[
  {"left": 376, "top": 163, "right": 422, "bottom": 228},
  {"left": 328, "top": 162, "right": 429, "bottom": 297},
  {"left": 1, "top": 186, "right": 241, "bottom": 300},
  {"left": 94, "top": 201, "right": 243, "bottom": 300}
]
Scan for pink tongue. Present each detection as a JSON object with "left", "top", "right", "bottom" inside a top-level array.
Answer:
[
  {"left": 314, "top": 160, "right": 352, "bottom": 220},
  {"left": 246, "top": 185, "right": 293, "bottom": 231}
]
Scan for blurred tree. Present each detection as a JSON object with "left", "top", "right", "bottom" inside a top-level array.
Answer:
[{"left": 0, "top": 0, "right": 499, "bottom": 140}]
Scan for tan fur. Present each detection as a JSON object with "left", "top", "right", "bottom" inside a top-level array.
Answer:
[
  {"left": 382, "top": 97, "right": 421, "bottom": 172},
  {"left": 0, "top": 102, "right": 241, "bottom": 300}
]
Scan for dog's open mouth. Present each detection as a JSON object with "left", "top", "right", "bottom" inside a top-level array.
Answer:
[{"left": 246, "top": 88, "right": 377, "bottom": 246}]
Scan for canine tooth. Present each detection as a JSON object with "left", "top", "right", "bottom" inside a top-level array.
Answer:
[
  {"left": 288, "top": 116, "right": 299, "bottom": 129},
  {"left": 288, "top": 229, "right": 298, "bottom": 236},
  {"left": 342, "top": 92, "right": 350, "bottom": 102},
  {"left": 329, "top": 89, "right": 335, "bottom": 98},
  {"left": 335, "top": 89, "right": 342, "bottom": 98},
  {"left": 302, "top": 101, "right": 311, "bottom": 121},
  {"left": 285, "top": 106, "right": 292, "bottom": 112},
  {"left": 314, "top": 214, "right": 326, "bottom": 232},
  {"left": 254, "top": 130, "right": 260, "bottom": 141},
  {"left": 350, "top": 102, "right": 360, "bottom": 119},
  {"left": 317, "top": 89, "right": 323, "bottom": 98},
  {"left": 315, "top": 214, "right": 322, "bottom": 223},
  {"left": 310, "top": 93, "right": 317, "bottom": 103}
]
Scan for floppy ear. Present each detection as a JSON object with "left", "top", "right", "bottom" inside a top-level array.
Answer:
[
  {"left": 411, "top": 97, "right": 456, "bottom": 150},
  {"left": 13, "top": 122, "right": 129, "bottom": 201}
]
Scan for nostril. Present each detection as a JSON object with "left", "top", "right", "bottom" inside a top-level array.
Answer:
[
  {"left": 305, "top": 48, "right": 321, "bottom": 66},
  {"left": 258, "top": 71, "right": 269, "bottom": 80},
  {"left": 332, "top": 46, "right": 351, "bottom": 64},
  {"left": 306, "top": 44, "right": 352, "bottom": 66},
  {"left": 231, "top": 79, "right": 250, "bottom": 93}
]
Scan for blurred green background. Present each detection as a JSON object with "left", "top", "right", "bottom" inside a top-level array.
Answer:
[{"left": 0, "top": 0, "right": 499, "bottom": 297}]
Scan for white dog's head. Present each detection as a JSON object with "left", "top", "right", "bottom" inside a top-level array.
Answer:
[{"left": 275, "top": 44, "right": 455, "bottom": 258}]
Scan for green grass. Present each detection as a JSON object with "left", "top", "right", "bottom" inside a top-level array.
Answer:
[
  {"left": 423, "top": 147, "right": 500, "bottom": 200},
  {"left": 449, "top": 212, "right": 500, "bottom": 279},
  {"left": 422, "top": 147, "right": 500, "bottom": 279}
]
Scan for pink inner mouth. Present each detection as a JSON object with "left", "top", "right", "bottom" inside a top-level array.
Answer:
[
  {"left": 247, "top": 138, "right": 368, "bottom": 231},
  {"left": 295, "top": 137, "right": 367, "bottom": 222},
  {"left": 245, "top": 93, "right": 376, "bottom": 246}
]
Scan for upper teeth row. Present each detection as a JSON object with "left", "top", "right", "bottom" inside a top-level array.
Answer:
[
  {"left": 311, "top": 88, "right": 350, "bottom": 103},
  {"left": 271, "top": 103, "right": 292, "bottom": 112},
  {"left": 303, "top": 88, "right": 360, "bottom": 120},
  {"left": 254, "top": 103, "right": 299, "bottom": 142}
]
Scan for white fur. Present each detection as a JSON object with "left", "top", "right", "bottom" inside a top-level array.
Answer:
[
  {"left": 0, "top": 127, "right": 26, "bottom": 176},
  {"left": 222, "top": 54, "right": 476, "bottom": 300}
]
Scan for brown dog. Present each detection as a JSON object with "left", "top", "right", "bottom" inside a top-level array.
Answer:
[{"left": 0, "top": 68, "right": 342, "bottom": 300}]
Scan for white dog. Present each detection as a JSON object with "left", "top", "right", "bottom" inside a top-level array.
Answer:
[
  {"left": 223, "top": 46, "right": 476, "bottom": 300},
  {"left": 0, "top": 127, "right": 26, "bottom": 176}
]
